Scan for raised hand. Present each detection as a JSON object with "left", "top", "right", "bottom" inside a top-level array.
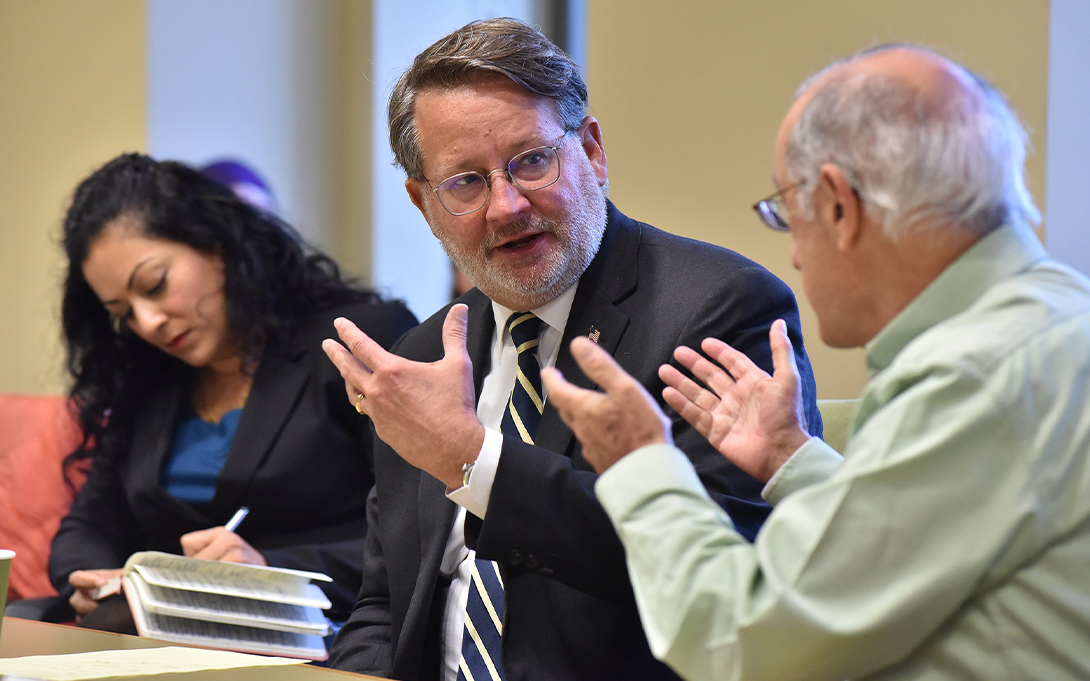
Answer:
[
  {"left": 322, "top": 304, "right": 484, "bottom": 490},
  {"left": 542, "top": 336, "right": 672, "bottom": 473},
  {"left": 659, "top": 319, "right": 810, "bottom": 482}
]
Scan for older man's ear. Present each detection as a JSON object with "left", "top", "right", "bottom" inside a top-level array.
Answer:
[{"left": 814, "top": 163, "right": 865, "bottom": 252}]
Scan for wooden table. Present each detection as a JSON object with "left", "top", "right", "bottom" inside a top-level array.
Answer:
[{"left": 0, "top": 617, "right": 380, "bottom": 680}]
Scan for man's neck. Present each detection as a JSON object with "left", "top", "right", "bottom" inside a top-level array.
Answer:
[
  {"left": 855, "top": 222, "right": 985, "bottom": 346},
  {"left": 490, "top": 282, "right": 580, "bottom": 339}
]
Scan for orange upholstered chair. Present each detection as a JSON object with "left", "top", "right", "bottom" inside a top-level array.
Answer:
[{"left": 0, "top": 394, "right": 85, "bottom": 603}]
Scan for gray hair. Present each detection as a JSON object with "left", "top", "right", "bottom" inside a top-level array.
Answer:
[
  {"left": 388, "top": 17, "right": 588, "bottom": 181},
  {"left": 785, "top": 44, "right": 1040, "bottom": 238}
]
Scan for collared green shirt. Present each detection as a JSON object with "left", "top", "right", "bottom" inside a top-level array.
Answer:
[{"left": 597, "top": 222, "right": 1090, "bottom": 681}]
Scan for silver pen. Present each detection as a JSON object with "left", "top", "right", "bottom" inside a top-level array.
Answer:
[{"left": 225, "top": 506, "right": 250, "bottom": 532}]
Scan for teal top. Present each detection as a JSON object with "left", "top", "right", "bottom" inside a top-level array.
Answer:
[
  {"left": 597, "top": 222, "right": 1090, "bottom": 680},
  {"left": 162, "top": 408, "right": 243, "bottom": 507}
]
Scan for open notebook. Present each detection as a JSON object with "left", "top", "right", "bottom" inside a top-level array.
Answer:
[{"left": 113, "top": 551, "right": 332, "bottom": 660}]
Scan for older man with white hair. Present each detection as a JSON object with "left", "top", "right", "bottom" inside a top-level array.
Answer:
[{"left": 544, "top": 44, "right": 1090, "bottom": 680}]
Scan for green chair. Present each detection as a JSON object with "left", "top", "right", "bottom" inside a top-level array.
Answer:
[{"left": 816, "top": 399, "right": 859, "bottom": 455}]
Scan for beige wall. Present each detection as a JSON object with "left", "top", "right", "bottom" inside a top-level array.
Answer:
[
  {"left": 327, "top": 0, "right": 374, "bottom": 281},
  {"left": 0, "top": 0, "right": 146, "bottom": 394},
  {"left": 587, "top": 1, "right": 1049, "bottom": 398},
  {"left": 0, "top": 1, "right": 1053, "bottom": 399}
]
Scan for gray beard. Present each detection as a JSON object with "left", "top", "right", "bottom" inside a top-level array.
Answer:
[{"left": 428, "top": 182, "right": 607, "bottom": 311}]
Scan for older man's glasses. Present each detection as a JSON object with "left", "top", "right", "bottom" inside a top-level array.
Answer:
[
  {"left": 753, "top": 183, "right": 801, "bottom": 232},
  {"left": 427, "top": 134, "right": 568, "bottom": 216}
]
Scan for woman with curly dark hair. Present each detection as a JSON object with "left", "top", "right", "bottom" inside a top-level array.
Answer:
[{"left": 46, "top": 153, "right": 417, "bottom": 635}]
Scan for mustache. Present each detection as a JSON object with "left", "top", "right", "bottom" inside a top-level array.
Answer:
[{"left": 482, "top": 215, "right": 558, "bottom": 251}]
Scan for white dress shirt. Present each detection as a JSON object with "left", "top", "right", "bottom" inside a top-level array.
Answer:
[{"left": 438, "top": 284, "right": 578, "bottom": 681}]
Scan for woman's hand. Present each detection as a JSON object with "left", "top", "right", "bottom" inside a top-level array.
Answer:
[
  {"left": 180, "top": 527, "right": 267, "bottom": 565},
  {"left": 68, "top": 568, "right": 125, "bottom": 619}
]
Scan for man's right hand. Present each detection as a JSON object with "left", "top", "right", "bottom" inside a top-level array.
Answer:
[
  {"left": 659, "top": 319, "right": 811, "bottom": 482},
  {"left": 322, "top": 304, "right": 485, "bottom": 491},
  {"left": 68, "top": 568, "right": 124, "bottom": 618}
]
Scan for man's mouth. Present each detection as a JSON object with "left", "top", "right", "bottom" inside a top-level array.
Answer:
[{"left": 496, "top": 231, "right": 544, "bottom": 253}]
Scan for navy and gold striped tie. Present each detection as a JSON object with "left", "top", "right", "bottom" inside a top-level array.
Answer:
[
  {"left": 458, "top": 312, "right": 543, "bottom": 681},
  {"left": 499, "top": 312, "right": 545, "bottom": 443}
]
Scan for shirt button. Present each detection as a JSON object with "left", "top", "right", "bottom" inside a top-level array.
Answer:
[
  {"left": 507, "top": 550, "right": 523, "bottom": 565},
  {"left": 525, "top": 554, "right": 539, "bottom": 569}
]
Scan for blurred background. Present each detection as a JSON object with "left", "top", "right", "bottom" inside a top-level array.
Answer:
[{"left": 1, "top": 0, "right": 1086, "bottom": 400}]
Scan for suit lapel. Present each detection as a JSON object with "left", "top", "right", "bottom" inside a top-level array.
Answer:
[
  {"left": 538, "top": 202, "right": 640, "bottom": 457},
  {"left": 128, "top": 374, "right": 204, "bottom": 520},
  {"left": 465, "top": 291, "right": 495, "bottom": 397},
  {"left": 537, "top": 293, "right": 628, "bottom": 456},
  {"left": 211, "top": 341, "right": 310, "bottom": 517},
  {"left": 129, "top": 381, "right": 181, "bottom": 488}
]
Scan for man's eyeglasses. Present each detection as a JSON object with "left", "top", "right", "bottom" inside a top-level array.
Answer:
[
  {"left": 427, "top": 133, "right": 570, "bottom": 216},
  {"left": 752, "top": 182, "right": 801, "bottom": 232}
]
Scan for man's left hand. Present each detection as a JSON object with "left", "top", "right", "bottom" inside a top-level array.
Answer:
[
  {"left": 322, "top": 304, "right": 485, "bottom": 490},
  {"left": 542, "top": 336, "right": 672, "bottom": 473}
]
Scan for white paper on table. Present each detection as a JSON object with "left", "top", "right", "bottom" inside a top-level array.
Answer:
[{"left": 0, "top": 646, "right": 301, "bottom": 681}]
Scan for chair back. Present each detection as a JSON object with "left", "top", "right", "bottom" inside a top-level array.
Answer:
[
  {"left": 817, "top": 398, "right": 859, "bottom": 455},
  {"left": 0, "top": 394, "right": 85, "bottom": 601}
]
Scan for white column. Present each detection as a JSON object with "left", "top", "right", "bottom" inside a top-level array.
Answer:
[
  {"left": 1045, "top": 0, "right": 1090, "bottom": 275},
  {"left": 370, "top": 0, "right": 536, "bottom": 320},
  {"left": 146, "top": 0, "right": 331, "bottom": 247}
]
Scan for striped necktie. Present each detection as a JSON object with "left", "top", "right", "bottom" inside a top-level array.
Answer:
[
  {"left": 458, "top": 312, "right": 543, "bottom": 681},
  {"left": 498, "top": 312, "right": 545, "bottom": 443}
]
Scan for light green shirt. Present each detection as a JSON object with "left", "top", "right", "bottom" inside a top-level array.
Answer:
[{"left": 597, "top": 222, "right": 1090, "bottom": 681}]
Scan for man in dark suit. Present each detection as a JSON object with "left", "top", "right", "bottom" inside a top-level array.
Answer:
[{"left": 322, "top": 17, "right": 821, "bottom": 681}]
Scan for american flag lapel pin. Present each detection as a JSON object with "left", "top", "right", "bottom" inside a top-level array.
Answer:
[{"left": 588, "top": 326, "right": 601, "bottom": 343}]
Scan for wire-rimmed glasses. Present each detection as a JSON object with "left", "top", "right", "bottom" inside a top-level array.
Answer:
[
  {"left": 427, "top": 133, "right": 569, "bottom": 216},
  {"left": 753, "top": 182, "right": 801, "bottom": 232}
]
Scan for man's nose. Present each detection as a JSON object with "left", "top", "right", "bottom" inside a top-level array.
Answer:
[{"left": 484, "top": 172, "right": 532, "bottom": 223}]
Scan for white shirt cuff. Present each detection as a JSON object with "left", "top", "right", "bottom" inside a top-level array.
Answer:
[
  {"left": 761, "top": 437, "right": 843, "bottom": 505},
  {"left": 446, "top": 427, "right": 503, "bottom": 519}
]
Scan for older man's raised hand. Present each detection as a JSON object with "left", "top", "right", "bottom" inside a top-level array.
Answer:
[
  {"left": 659, "top": 319, "right": 811, "bottom": 482},
  {"left": 322, "top": 304, "right": 485, "bottom": 490},
  {"left": 542, "top": 337, "right": 673, "bottom": 473}
]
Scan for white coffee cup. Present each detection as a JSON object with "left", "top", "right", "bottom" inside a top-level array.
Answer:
[{"left": 0, "top": 549, "right": 15, "bottom": 642}]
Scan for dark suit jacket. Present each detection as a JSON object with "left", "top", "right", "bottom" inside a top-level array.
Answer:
[
  {"left": 49, "top": 301, "right": 417, "bottom": 620},
  {"left": 330, "top": 203, "right": 822, "bottom": 679}
]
